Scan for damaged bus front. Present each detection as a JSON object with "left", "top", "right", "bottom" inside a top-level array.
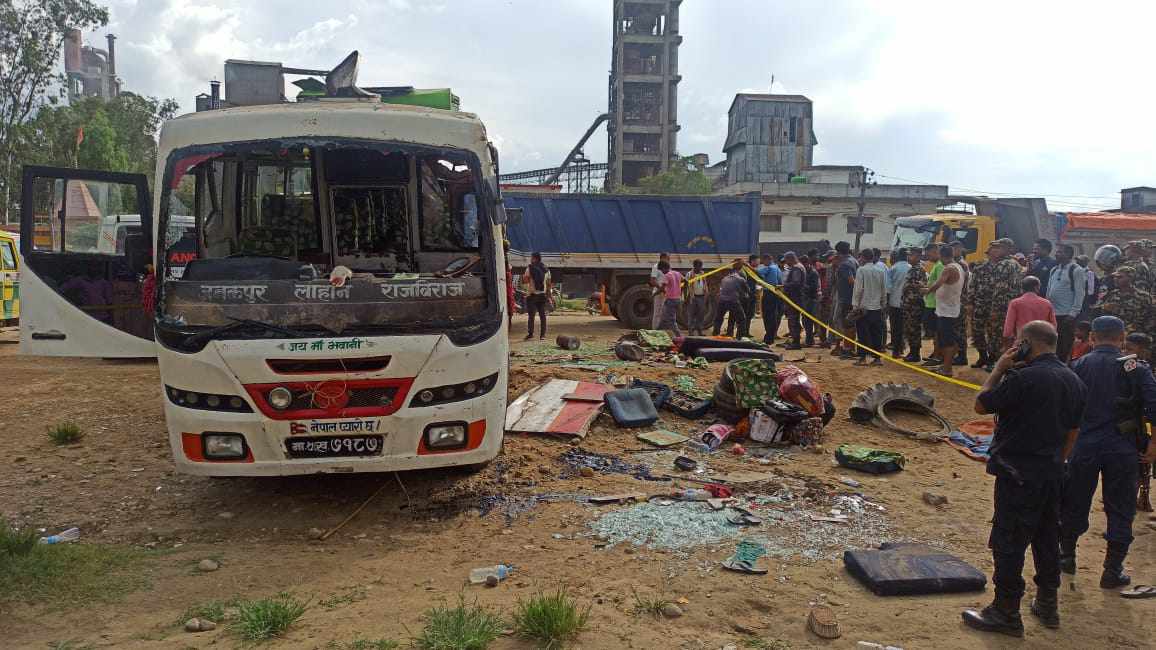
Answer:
[{"left": 21, "top": 101, "right": 510, "bottom": 476}]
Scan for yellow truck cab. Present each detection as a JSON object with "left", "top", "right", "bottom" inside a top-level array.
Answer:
[
  {"left": 891, "top": 213, "right": 997, "bottom": 265},
  {"left": 0, "top": 230, "right": 19, "bottom": 325}
]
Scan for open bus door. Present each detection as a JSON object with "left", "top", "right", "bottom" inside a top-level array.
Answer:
[{"left": 19, "top": 166, "right": 156, "bottom": 357}]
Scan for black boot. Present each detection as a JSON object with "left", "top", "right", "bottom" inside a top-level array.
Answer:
[
  {"left": 1059, "top": 538, "right": 1077, "bottom": 575},
  {"left": 962, "top": 595, "right": 1024, "bottom": 638},
  {"left": 1100, "top": 542, "right": 1131, "bottom": 589},
  {"left": 970, "top": 353, "right": 988, "bottom": 369},
  {"left": 1030, "top": 588, "right": 1060, "bottom": 629}
]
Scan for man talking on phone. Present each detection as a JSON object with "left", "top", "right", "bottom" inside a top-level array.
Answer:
[{"left": 962, "top": 320, "right": 1086, "bottom": 637}]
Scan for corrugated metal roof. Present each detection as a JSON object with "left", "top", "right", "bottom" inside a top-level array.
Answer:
[{"left": 1063, "top": 212, "right": 1156, "bottom": 231}]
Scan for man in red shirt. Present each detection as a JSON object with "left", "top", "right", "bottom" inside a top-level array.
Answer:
[{"left": 1003, "top": 276, "right": 1057, "bottom": 349}]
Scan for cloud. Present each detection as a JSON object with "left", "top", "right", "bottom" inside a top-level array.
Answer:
[{"left": 85, "top": 0, "right": 1151, "bottom": 207}]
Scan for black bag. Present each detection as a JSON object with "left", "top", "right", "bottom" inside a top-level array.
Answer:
[{"left": 760, "top": 399, "right": 810, "bottom": 425}]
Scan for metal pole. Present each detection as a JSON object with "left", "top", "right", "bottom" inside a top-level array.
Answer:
[{"left": 853, "top": 168, "right": 868, "bottom": 252}]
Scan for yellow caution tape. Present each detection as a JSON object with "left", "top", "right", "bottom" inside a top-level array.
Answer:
[
  {"left": 679, "top": 260, "right": 741, "bottom": 288},
  {"left": 740, "top": 266, "right": 982, "bottom": 392}
]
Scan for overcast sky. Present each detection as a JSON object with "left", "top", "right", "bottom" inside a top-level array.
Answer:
[{"left": 91, "top": 0, "right": 1153, "bottom": 211}]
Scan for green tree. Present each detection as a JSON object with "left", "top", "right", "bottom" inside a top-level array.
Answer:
[
  {"left": 0, "top": 0, "right": 109, "bottom": 223},
  {"left": 19, "top": 93, "right": 178, "bottom": 177},
  {"left": 633, "top": 156, "right": 713, "bottom": 195}
]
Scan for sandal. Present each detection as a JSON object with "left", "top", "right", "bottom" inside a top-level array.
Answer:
[
  {"left": 1121, "top": 585, "right": 1156, "bottom": 599},
  {"left": 807, "top": 604, "right": 841, "bottom": 639},
  {"left": 721, "top": 539, "right": 768, "bottom": 574}
]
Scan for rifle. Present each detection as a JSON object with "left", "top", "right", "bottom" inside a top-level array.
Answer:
[{"left": 1140, "top": 422, "right": 1153, "bottom": 513}]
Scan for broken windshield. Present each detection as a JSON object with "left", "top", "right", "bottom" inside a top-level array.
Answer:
[{"left": 155, "top": 139, "right": 496, "bottom": 342}]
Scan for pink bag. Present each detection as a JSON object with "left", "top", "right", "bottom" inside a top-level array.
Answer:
[{"left": 775, "top": 365, "right": 823, "bottom": 416}]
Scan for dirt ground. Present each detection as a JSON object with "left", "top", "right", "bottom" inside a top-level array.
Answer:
[{"left": 1, "top": 313, "right": 1153, "bottom": 650}]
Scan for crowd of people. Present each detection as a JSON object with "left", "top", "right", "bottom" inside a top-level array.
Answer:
[{"left": 655, "top": 236, "right": 1156, "bottom": 382}]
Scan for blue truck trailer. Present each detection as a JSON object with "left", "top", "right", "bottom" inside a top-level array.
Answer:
[{"left": 503, "top": 192, "right": 761, "bottom": 329}]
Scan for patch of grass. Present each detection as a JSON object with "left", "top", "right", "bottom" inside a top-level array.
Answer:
[
  {"left": 0, "top": 518, "right": 37, "bottom": 556},
  {"left": 326, "top": 639, "right": 399, "bottom": 650},
  {"left": 229, "top": 593, "right": 309, "bottom": 642},
  {"left": 630, "top": 586, "right": 673, "bottom": 619},
  {"left": 512, "top": 587, "right": 590, "bottom": 649},
  {"left": 413, "top": 594, "right": 505, "bottom": 650},
  {"left": 319, "top": 584, "right": 368, "bottom": 610},
  {"left": 178, "top": 597, "right": 241, "bottom": 625},
  {"left": 46, "top": 421, "right": 84, "bottom": 445},
  {"left": 0, "top": 520, "right": 146, "bottom": 608}
]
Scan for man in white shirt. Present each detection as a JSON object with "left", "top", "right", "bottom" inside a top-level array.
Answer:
[
  {"left": 650, "top": 252, "right": 670, "bottom": 329},
  {"left": 852, "top": 248, "right": 888, "bottom": 365}
]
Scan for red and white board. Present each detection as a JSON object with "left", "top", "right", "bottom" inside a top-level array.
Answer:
[{"left": 504, "top": 379, "right": 612, "bottom": 440}]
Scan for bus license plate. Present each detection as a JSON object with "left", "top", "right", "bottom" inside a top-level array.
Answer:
[{"left": 285, "top": 435, "right": 384, "bottom": 458}]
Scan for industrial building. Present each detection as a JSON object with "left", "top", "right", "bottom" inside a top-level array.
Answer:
[
  {"left": 714, "top": 93, "right": 949, "bottom": 253},
  {"left": 606, "top": 0, "right": 682, "bottom": 189},
  {"left": 1120, "top": 187, "right": 1156, "bottom": 213},
  {"left": 63, "top": 30, "right": 121, "bottom": 102}
]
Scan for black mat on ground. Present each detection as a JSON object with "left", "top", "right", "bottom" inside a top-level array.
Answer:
[
  {"left": 843, "top": 542, "right": 987, "bottom": 596},
  {"left": 678, "top": 337, "right": 767, "bottom": 357},
  {"left": 697, "top": 348, "right": 782, "bottom": 362}
]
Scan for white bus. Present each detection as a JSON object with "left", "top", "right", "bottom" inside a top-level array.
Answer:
[{"left": 19, "top": 98, "right": 510, "bottom": 476}]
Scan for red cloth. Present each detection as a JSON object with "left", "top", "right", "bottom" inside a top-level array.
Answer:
[
  {"left": 1070, "top": 338, "right": 1092, "bottom": 362},
  {"left": 1002, "top": 292, "right": 1056, "bottom": 340}
]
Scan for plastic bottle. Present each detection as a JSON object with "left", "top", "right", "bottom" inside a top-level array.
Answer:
[
  {"left": 468, "top": 564, "right": 512, "bottom": 585},
  {"left": 38, "top": 527, "right": 80, "bottom": 544}
]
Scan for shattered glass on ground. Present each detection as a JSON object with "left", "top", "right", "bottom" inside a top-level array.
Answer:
[{"left": 587, "top": 492, "right": 900, "bottom": 560}]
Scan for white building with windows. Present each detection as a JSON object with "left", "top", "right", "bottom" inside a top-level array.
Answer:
[{"left": 716, "top": 167, "right": 950, "bottom": 255}]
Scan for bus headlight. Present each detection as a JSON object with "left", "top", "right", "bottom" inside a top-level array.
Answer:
[
  {"left": 267, "top": 387, "right": 293, "bottom": 410},
  {"left": 203, "top": 433, "right": 247, "bottom": 459},
  {"left": 424, "top": 423, "right": 467, "bottom": 449},
  {"left": 409, "top": 373, "right": 499, "bottom": 408}
]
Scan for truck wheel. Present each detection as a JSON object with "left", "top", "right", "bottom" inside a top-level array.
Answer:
[{"left": 617, "top": 284, "right": 655, "bottom": 330}]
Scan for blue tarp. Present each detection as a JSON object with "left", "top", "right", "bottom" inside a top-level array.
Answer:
[{"left": 504, "top": 193, "right": 760, "bottom": 257}]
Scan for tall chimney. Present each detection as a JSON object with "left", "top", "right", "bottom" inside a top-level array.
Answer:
[
  {"left": 105, "top": 34, "right": 116, "bottom": 75},
  {"left": 209, "top": 80, "right": 221, "bottom": 109},
  {"left": 63, "top": 29, "right": 82, "bottom": 73}
]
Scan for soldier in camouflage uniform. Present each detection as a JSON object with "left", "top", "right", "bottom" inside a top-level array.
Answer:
[
  {"left": 983, "top": 238, "right": 1023, "bottom": 371},
  {"left": 1096, "top": 267, "right": 1154, "bottom": 336},
  {"left": 1117, "top": 241, "right": 1155, "bottom": 293},
  {"left": 901, "top": 246, "right": 928, "bottom": 362},
  {"left": 819, "top": 252, "right": 837, "bottom": 347},
  {"left": 967, "top": 255, "right": 994, "bottom": 368}
]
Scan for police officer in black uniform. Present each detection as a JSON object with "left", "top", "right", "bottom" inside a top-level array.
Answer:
[
  {"left": 962, "top": 320, "right": 1087, "bottom": 637},
  {"left": 1060, "top": 315, "right": 1156, "bottom": 589}
]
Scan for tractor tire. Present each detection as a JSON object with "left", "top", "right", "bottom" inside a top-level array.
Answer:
[{"left": 617, "top": 284, "right": 656, "bottom": 330}]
